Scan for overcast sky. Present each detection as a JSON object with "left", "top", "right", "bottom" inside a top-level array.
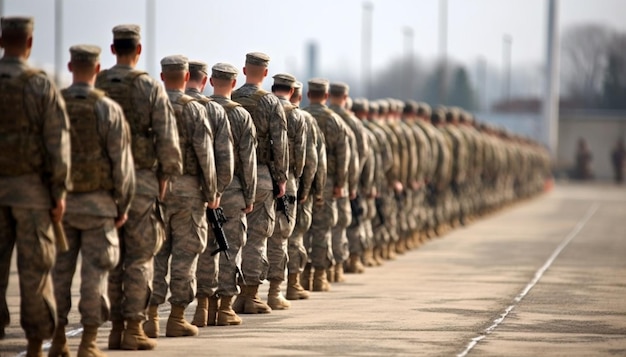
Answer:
[{"left": 3, "top": 0, "right": 626, "bottom": 84}]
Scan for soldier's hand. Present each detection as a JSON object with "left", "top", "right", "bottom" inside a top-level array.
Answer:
[
  {"left": 115, "top": 213, "right": 128, "bottom": 228},
  {"left": 242, "top": 204, "right": 253, "bottom": 214},
  {"left": 51, "top": 198, "right": 65, "bottom": 223},
  {"left": 393, "top": 181, "right": 404, "bottom": 193},
  {"left": 333, "top": 186, "right": 344, "bottom": 198},
  {"left": 276, "top": 181, "right": 286, "bottom": 198},
  {"left": 349, "top": 190, "right": 357, "bottom": 200},
  {"left": 314, "top": 196, "right": 324, "bottom": 206},
  {"left": 369, "top": 187, "right": 378, "bottom": 198},
  {"left": 299, "top": 195, "right": 308, "bottom": 204},
  {"left": 207, "top": 199, "right": 220, "bottom": 210}
]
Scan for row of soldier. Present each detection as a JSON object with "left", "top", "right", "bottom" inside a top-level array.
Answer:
[{"left": 0, "top": 17, "right": 552, "bottom": 357}]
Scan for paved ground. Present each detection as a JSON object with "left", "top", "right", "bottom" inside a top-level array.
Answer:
[{"left": 1, "top": 182, "right": 625, "bottom": 357}]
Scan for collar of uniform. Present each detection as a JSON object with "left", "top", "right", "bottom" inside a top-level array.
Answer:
[
  {"left": 166, "top": 88, "right": 185, "bottom": 95},
  {"left": 112, "top": 63, "right": 134, "bottom": 70},
  {"left": 185, "top": 87, "right": 201, "bottom": 95},
  {"left": 210, "top": 94, "right": 228, "bottom": 101},
  {"left": 0, "top": 56, "right": 28, "bottom": 65}
]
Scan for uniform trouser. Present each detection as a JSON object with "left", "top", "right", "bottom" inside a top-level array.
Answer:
[
  {"left": 241, "top": 188, "right": 275, "bottom": 285},
  {"left": 412, "top": 188, "right": 426, "bottom": 232},
  {"left": 361, "top": 200, "right": 375, "bottom": 250},
  {"left": 331, "top": 196, "right": 351, "bottom": 265},
  {"left": 347, "top": 197, "right": 367, "bottom": 255},
  {"left": 109, "top": 194, "right": 164, "bottom": 321},
  {"left": 371, "top": 196, "right": 390, "bottom": 247},
  {"left": 152, "top": 195, "right": 207, "bottom": 307},
  {"left": 287, "top": 195, "right": 312, "bottom": 274},
  {"left": 197, "top": 187, "right": 247, "bottom": 298},
  {"left": 53, "top": 214, "right": 119, "bottom": 327},
  {"left": 304, "top": 187, "right": 336, "bottom": 269},
  {"left": 384, "top": 195, "right": 399, "bottom": 243},
  {"left": 267, "top": 186, "right": 297, "bottom": 282},
  {"left": 0, "top": 206, "right": 56, "bottom": 340}
]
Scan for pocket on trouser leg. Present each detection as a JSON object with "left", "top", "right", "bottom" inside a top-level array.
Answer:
[
  {"left": 98, "top": 221, "right": 120, "bottom": 270},
  {"left": 32, "top": 216, "right": 56, "bottom": 271},
  {"left": 184, "top": 209, "right": 208, "bottom": 255},
  {"left": 101, "top": 294, "right": 111, "bottom": 323}
]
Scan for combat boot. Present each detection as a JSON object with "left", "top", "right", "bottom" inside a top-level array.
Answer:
[
  {"left": 48, "top": 325, "right": 70, "bottom": 357},
  {"left": 346, "top": 254, "right": 365, "bottom": 274},
  {"left": 191, "top": 296, "right": 208, "bottom": 327},
  {"left": 233, "top": 285, "right": 272, "bottom": 314},
  {"left": 26, "top": 338, "right": 43, "bottom": 357},
  {"left": 300, "top": 264, "right": 312, "bottom": 291},
  {"left": 208, "top": 295, "right": 219, "bottom": 326},
  {"left": 395, "top": 238, "right": 407, "bottom": 254},
  {"left": 334, "top": 264, "right": 346, "bottom": 283},
  {"left": 362, "top": 247, "right": 375, "bottom": 267},
  {"left": 326, "top": 265, "right": 335, "bottom": 283},
  {"left": 107, "top": 319, "right": 124, "bottom": 350},
  {"left": 120, "top": 319, "right": 156, "bottom": 350},
  {"left": 312, "top": 268, "right": 330, "bottom": 292},
  {"left": 387, "top": 242, "right": 397, "bottom": 260},
  {"left": 286, "top": 273, "right": 310, "bottom": 300},
  {"left": 372, "top": 246, "right": 384, "bottom": 266},
  {"left": 143, "top": 304, "right": 159, "bottom": 338},
  {"left": 216, "top": 296, "right": 242, "bottom": 326},
  {"left": 77, "top": 325, "right": 105, "bottom": 357},
  {"left": 165, "top": 305, "right": 198, "bottom": 337},
  {"left": 267, "top": 279, "right": 291, "bottom": 310}
]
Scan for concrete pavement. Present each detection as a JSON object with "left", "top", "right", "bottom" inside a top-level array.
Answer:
[{"left": 1, "top": 182, "right": 625, "bottom": 356}]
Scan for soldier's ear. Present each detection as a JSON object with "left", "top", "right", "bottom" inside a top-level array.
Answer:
[
  {"left": 201, "top": 76, "right": 208, "bottom": 86},
  {"left": 263, "top": 68, "right": 268, "bottom": 77},
  {"left": 95, "top": 63, "right": 101, "bottom": 73},
  {"left": 136, "top": 43, "right": 142, "bottom": 55},
  {"left": 110, "top": 44, "right": 116, "bottom": 55},
  {"left": 67, "top": 62, "right": 73, "bottom": 73},
  {"left": 242, "top": 67, "right": 247, "bottom": 76},
  {"left": 184, "top": 71, "right": 190, "bottom": 82},
  {"left": 231, "top": 79, "right": 237, "bottom": 89}
]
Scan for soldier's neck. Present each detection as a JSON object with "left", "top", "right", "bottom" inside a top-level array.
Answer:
[
  {"left": 116, "top": 56, "right": 138, "bottom": 68},
  {"left": 213, "top": 88, "right": 231, "bottom": 98}
]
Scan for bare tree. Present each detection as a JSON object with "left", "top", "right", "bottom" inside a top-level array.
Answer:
[{"left": 561, "top": 24, "right": 613, "bottom": 107}]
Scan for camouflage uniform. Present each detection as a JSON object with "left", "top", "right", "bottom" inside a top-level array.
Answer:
[
  {"left": 53, "top": 79, "right": 135, "bottom": 330},
  {"left": 231, "top": 53, "right": 288, "bottom": 313},
  {"left": 0, "top": 26, "right": 71, "bottom": 345},
  {"left": 151, "top": 87, "right": 216, "bottom": 309},
  {"left": 96, "top": 44, "right": 182, "bottom": 326},
  {"left": 302, "top": 78, "right": 349, "bottom": 291}
]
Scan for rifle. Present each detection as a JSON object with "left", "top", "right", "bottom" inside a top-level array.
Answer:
[
  {"left": 374, "top": 196, "right": 386, "bottom": 225},
  {"left": 206, "top": 207, "right": 246, "bottom": 285},
  {"left": 273, "top": 181, "right": 296, "bottom": 224},
  {"left": 350, "top": 195, "right": 364, "bottom": 226},
  {"left": 207, "top": 207, "right": 230, "bottom": 258}
]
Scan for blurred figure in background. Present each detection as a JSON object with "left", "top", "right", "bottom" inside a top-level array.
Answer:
[
  {"left": 611, "top": 138, "right": 625, "bottom": 184},
  {"left": 574, "top": 137, "right": 593, "bottom": 180}
]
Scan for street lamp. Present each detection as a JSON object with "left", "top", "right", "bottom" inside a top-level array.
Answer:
[
  {"left": 361, "top": 2, "right": 373, "bottom": 99},
  {"left": 503, "top": 34, "right": 512, "bottom": 103},
  {"left": 403, "top": 26, "right": 415, "bottom": 100}
]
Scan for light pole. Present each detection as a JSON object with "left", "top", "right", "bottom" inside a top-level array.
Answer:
[
  {"left": 438, "top": 0, "right": 448, "bottom": 105},
  {"left": 502, "top": 34, "right": 512, "bottom": 103},
  {"left": 403, "top": 26, "right": 414, "bottom": 100},
  {"left": 543, "top": 0, "right": 560, "bottom": 158},
  {"left": 146, "top": 0, "right": 156, "bottom": 77},
  {"left": 361, "top": 2, "right": 373, "bottom": 99},
  {"left": 55, "top": 0, "right": 63, "bottom": 86}
]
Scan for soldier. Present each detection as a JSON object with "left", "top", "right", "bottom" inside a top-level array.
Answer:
[
  {"left": 287, "top": 81, "right": 323, "bottom": 298},
  {"left": 611, "top": 138, "right": 625, "bottom": 184},
  {"left": 231, "top": 52, "right": 289, "bottom": 314},
  {"left": 328, "top": 83, "right": 371, "bottom": 276},
  {"left": 143, "top": 55, "right": 218, "bottom": 339},
  {"left": 265, "top": 73, "right": 306, "bottom": 309},
  {"left": 193, "top": 63, "right": 257, "bottom": 327},
  {"left": 184, "top": 60, "right": 234, "bottom": 194},
  {"left": 96, "top": 24, "right": 182, "bottom": 351},
  {"left": 0, "top": 16, "right": 70, "bottom": 356},
  {"left": 49, "top": 44, "right": 135, "bottom": 357},
  {"left": 302, "top": 78, "right": 350, "bottom": 292}
]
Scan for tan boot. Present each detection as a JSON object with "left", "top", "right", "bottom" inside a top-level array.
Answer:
[
  {"left": 312, "top": 268, "right": 331, "bottom": 292},
  {"left": 326, "top": 265, "right": 335, "bottom": 283},
  {"left": 395, "top": 238, "right": 406, "bottom": 254},
  {"left": 300, "top": 264, "right": 312, "bottom": 291},
  {"left": 208, "top": 296, "right": 219, "bottom": 326},
  {"left": 233, "top": 285, "right": 272, "bottom": 314},
  {"left": 27, "top": 338, "right": 43, "bottom": 357},
  {"left": 77, "top": 325, "right": 106, "bottom": 357},
  {"left": 346, "top": 254, "right": 365, "bottom": 274},
  {"left": 191, "top": 297, "right": 208, "bottom": 327},
  {"left": 362, "top": 248, "right": 375, "bottom": 267},
  {"left": 373, "top": 246, "right": 384, "bottom": 266},
  {"left": 120, "top": 319, "right": 156, "bottom": 350},
  {"left": 216, "top": 296, "right": 242, "bottom": 326},
  {"left": 165, "top": 305, "right": 198, "bottom": 337},
  {"left": 267, "top": 280, "right": 291, "bottom": 310},
  {"left": 286, "top": 273, "right": 310, "bottom": 300},
  {"left": 335, "top": 263, "right": 346, "bottom": 283},
  {"left": 107, "top": 319, "right": 124, "bottom": 350},
  {"left": 143, "top": 304, "right": 159, "bottom": 338},
  {"left": 48, "top": 325, "right": 70, "bottom": 357},
  {"left": 387, "top": 242, "right": 397, "bottom": 260}
]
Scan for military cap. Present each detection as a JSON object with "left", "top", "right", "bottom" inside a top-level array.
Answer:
[
  {"left": 416, "top": 102, "right": 432, "bottom": 117},
  {"left": 329, "top": 82, "right": 350, "bottom": 96},
  {"left": 368, "top": 100, "right": 379, "bottom": 114},
  {"left": 69, "top": 44, "right": 101, "bottom": 63},
  {"left": 245, "top": 52, "right": 270, "bottom": 67},
  {"left": 352, "top": 98, "right": 369, "bottom": 113},
  {"left": 1, "top": 16, "right": 34, "bottom": 34},
  {"left": 211, "top": 62, "right": 238, "bottom": 80},
  {"left": 445, "top": 107, "right": 460, "bottom": 123},
  {"left": 377, "top": 99, "right": 390, "bottom": 114},
  {"left": 293, "top": 81, "right": 303, "bottom": 94},
  {"left": 431, "top": 107, "right": 446, "bottom": 125},
  {"left": 403, "top": 100, "right": 418, "bottom": 114},
  {"left": 160, "top": 55, "right": 188, "bottom": 72},
  {"left": 272, "top": 73, "right": 297, "bottom": 87},
  {"left": 189, "top": 60, "right": 208, "bottom": 75},
  {"left": 345, "top": 96, "right": 353, "bottom": 110},
  {"left": 308, "top": 78, "right": 329, "bottom": 92},
  {"left": 112, "top": 24, "right": 141, "bottom": 40}
]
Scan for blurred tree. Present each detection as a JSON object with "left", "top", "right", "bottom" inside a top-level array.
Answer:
[
  {"left": 602, "top": 34, "right": 626, "bottom": 110},
  {"left": 448, "top": 66, "right": 477, "bottom": 110},
  {"left": 561, "top": 24, "right": 613, "bottom": 108}
]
